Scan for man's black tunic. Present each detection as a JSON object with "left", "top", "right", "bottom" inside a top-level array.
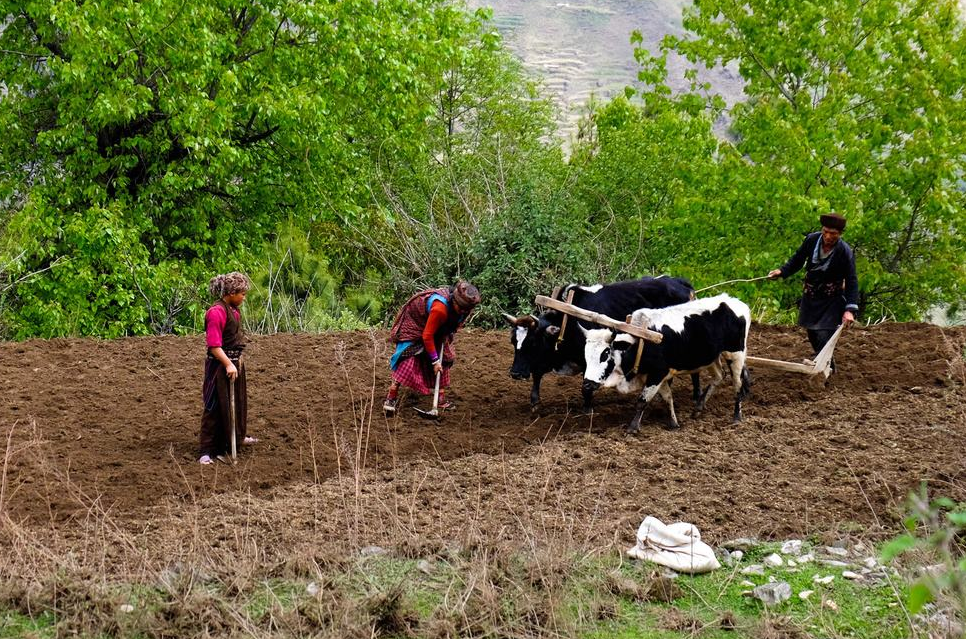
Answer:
[{"left": 779, "top": 232, "right": 859, "bottom": 330}]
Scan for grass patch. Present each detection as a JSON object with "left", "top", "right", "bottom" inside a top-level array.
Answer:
[
  {"left": 0, "top": 542, "right": 930, "bottom": 638},
  {"left": 0, "top": 610, "right": 55, "bottom": 639}
]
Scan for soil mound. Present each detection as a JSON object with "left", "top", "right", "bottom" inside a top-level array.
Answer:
[{"left": 1, "top": 323, "right": 964, "bottom": 545}]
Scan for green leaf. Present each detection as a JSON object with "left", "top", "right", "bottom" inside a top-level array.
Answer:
[
  {"left": 907, "top": 582, "right": 933, "bottom": 614},
  {"left": 880, "top": 534, "right": 918, "bottom": 561}
]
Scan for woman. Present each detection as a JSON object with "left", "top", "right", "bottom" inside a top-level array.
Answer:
[
  {"left": 199, "top": 272, "right": 257, "bottom": 464},
  {"left": 383, "top": 281, "right": 481, "bottom": 416}
]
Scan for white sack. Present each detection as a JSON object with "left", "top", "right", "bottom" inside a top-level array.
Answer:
[{"left": 626, "top": 516, "right": 721, "bottom": 574}]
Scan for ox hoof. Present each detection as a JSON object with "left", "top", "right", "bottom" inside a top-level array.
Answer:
[
  {"left": 662, "top": 421, "right": 681, "bottom": 431},
  {"left": 624, "top": 425, "right": 640, "bottom": 436}
]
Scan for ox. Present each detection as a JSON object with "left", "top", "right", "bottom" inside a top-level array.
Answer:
[
  {"left": 504, "top": 277, "right": 697, "bottom": 411},
  {"left": 581, "top": 293, "right": 751, "bottom": 433}
]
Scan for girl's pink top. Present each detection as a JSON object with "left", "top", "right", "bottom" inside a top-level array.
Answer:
[{"left": 204, "top": 304, "right": 240, "bottom": 348}]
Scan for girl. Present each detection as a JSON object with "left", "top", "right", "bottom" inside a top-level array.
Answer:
[{"left": 199, "top": 272, "right": 257, "bottom": 464}]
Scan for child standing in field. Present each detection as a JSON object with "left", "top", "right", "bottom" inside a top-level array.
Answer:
[{"left": 199, "top": 272, "right": 257, "bottom": 464}]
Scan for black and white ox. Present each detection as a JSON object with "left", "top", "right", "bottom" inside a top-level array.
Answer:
[
  {"left": 581, "top": 293, "right": 751, "bottom": 433},
  {"left": 503, "top": 277, "right": 697, "bottom": 411}
]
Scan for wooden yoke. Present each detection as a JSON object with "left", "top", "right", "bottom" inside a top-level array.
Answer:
[
  {"left": 555, "top": 289, "right": 575, "bottom": 349},
  {"left": 534, "top": 296, "right": 663, "bottom": 343}
]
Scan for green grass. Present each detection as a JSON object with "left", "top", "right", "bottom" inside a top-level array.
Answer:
[
  {"left": 0, "top": 543, "right": 924, "bottom": 638},
  {"left": 0, "top": 610, "right": 55, "bottom": 639}
]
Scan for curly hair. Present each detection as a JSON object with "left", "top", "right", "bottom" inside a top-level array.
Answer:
[{"left": 208, "top": 272, "right": 251, "bottom": 299}]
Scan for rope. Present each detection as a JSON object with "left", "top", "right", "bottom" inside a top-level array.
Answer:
[{"left": 694, "top": 275, "right": 772, "bottom": 294}]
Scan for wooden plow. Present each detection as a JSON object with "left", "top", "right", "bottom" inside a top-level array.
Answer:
[
  {"left": 746, "top": 323, "right": 843, "bottom": 380},
  {"left": 535, "top": 293, "right": 843, "bottom": 380}
]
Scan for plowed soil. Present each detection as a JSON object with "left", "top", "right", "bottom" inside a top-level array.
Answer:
[{"left": 1, "top": 323, "right": 964, "bottom": 553}]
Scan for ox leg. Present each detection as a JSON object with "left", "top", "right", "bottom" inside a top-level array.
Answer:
[
  {"left": 690, "top": 373, "right": 701, "bottom": 407},
  {"left": 529, "top": 374, "right": 543, "bottom": 410},
  {"left": 657, "top": 382, "right": 680, "bottom": 430},
  {"left": 693, "top": 362, "right": 724, "bottom": 416},
  {"left": 729, "top": 355, "right": 751, "bottom": 423},
  {"left": 626, "top": 382, "right": 663, "bottom": 434}
]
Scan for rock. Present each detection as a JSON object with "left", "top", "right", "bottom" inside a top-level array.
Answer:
[
  {"left": 797, "top": 553, "right": 814, "bottom": 563},
  {"left": 417, "top": 559, "right": 434, "bottom": 575},
  {"left": 863, "top": 557, "right": 879, "bottom": 569},
  {"left": 306, "top": 582, "right": 320, "bottom": 596},
  {"left": 781, "top": 539, "right": 803, "bottom": 555},
  {"left": 752, "top": 581, "right": 792, "bottom": 606},
  {"left": 722, "top": 537, "right": 758, "bottom": 551},
  {"left": 741, "top": 564, "right": 766, "bottom": 576},
  {"left": 359, "top": 545, "right": 387, "bottom": 557},
  {"left": 787, "top": 559, "right": 798, "bottom": 567},
  {"left": 719, "top": 548, "right": 745, "bottom": 566},
  {"left": 813, "top": 575, "right": 835, "bottom": 585},
  {"left": 919, "top": 610, "right": 964, "bottom": 638},
  {"left": 823, "top": 546, "right": 849, "bottom": 557},
  {"left": 119, "top": 604, "right": 135, "bottom": 613},
  {"left": 919, "top": 563, "right": 945, "bottom": 577},
  {"left": 823, "top": 599, "right": 839, "bottom": 611},
  {"left": 818, "top": 559, "right": 851, "bottom": 567},
  {"left": 740, "top": 580, "right": 756, "bottom": 588},
  {"left": 763, "top": 553, "right": 783, "bottom": 567},
  {"left": 842, "top": 571, "right": 864, "bottom": 580},
  {"left": 798, "top": 589, "right": 814, "bottom": 600}
]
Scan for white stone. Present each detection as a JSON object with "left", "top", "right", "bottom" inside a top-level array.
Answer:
[
  {"left": 819, "top": 559, "right": 850, "bottom": 567},
  {"left": 798, "top": 589, "right": 814, "bottom": 600},
  {"left": 823, "top": 599, "right": 839, "bottom": 611},
  {"left": 813, "top": 575, "right": 835, "bottom": 585},
  {"left": 417, "top": 559, "right": 434, "bottom": 575},
  {"left": 731, "top": 550, "right": 744, "bottom": 562},
  {"left": 741, "top": 564, "right": 766, "bottom": 576},
  {"left": 787, "top": 559, "right": 797, "bottom": 567},
  {"left": 797, "top": 553, "right": 814, "bottom": 563},
  {"left": 306, "top": 582, "right": 320, "bottom": 596},
  {"left": 823, "top": 546, "right": 849, "bottom": 557},
  {"left": 863, "top": 557, "right": 879, "bottom": 569},
  {"left": 753, "top": 581, "right": 792, "bottom": 606},
  {"left": 781, "top": 540, "right": 803, "bottom": 555},
  {"left": 842, "top": 571, "right": 864, "bottom": 580},
  {"left": 740, "top": 580, "right": 756, "bottom": 588},
  {"left": 722, "top": 537, "right": 758, "bottom": 551},
  {"left": 119, "top": 604, "right": 135, "bottom": 613},
  {"left": 763, "top": 553, "right": 784, "bottom": 567}
]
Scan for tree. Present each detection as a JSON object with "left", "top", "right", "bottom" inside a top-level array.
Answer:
[
  {"left": 335, "top": 8, "right": 586, "bottom": 321},
  {"left": 658, "top": 0, "right": 966, "bottom": 319},
  {"left": 0, "top": 0, "right": 470, "bottom": 337}
]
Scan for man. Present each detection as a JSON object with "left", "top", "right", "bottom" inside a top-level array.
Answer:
[
  {"left": 382, "top": 281, "right": 481, "bottom": 416},
  {"left": 768, "top": 213, "right": 859, "bottom": 368}
]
